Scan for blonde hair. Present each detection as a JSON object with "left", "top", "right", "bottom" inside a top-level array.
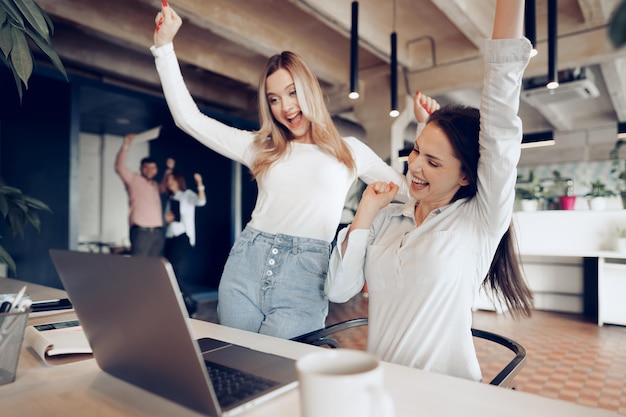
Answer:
[{"left": 251, "top": 51, "right": 355, "bottom": 178}]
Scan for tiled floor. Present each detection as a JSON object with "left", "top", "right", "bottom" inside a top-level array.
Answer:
[{"left": 195, "top": 294, "right": 626, "bottom": 415}]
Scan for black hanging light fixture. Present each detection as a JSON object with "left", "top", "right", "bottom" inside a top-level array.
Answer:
[
  {"left": 524, "top": 0, "right": 537, "bottom": 57},
  {"left": 349, "top": 1, "right": 359, "bottom": 99},
  {"left": 546, "top": 0, "right": 559, "bottom": 89},
  {"left": 389, "top": 0, "right": 399, "bottom": 117}
]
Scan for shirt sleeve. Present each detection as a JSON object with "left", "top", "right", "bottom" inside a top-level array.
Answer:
[
  {"left": 346, "top": 137, "right": 412, "bottom": 203},
  {"left": 114, "top": 144, "right": 134, "bottom": 184},
  {"left": 151, "top": 43, "right": 256, "bottom": 167},
  {"left": 475, "top": 38, "right": 531, "bottom": 237},
  {"left": 325, "top": 227, "right": 369, "bottom": 302}
]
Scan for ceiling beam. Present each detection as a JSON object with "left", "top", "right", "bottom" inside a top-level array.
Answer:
[
  {"left": 38, "top": 0, "right": 266, "bottom": 88},
  {"left": 406, "top": 25, "right": 626, "bottom": 96},
  {"left": 430, "top": 0, "right": 495, "bottom": 50},
  {"left": 576, "top": 0, "right": 621, "bottom": 23},
  {"left": 600, "top": 57, "right": 626, "bottom": 122},
  {"left": 49, "top": 26, "right": 256, "bottom": 116}
]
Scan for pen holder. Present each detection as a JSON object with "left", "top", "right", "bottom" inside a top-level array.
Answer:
[{"left": 0, "top": 310, "right": 29, "bottom": 385}]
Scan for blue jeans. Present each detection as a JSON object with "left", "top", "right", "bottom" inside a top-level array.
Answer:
[{"left": 217, "top": 226, "right": 330, "bottom": 339}]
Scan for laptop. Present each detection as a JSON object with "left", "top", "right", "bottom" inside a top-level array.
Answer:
[{"left": 49, "top": 249, "right": 298, "bottom": 416}]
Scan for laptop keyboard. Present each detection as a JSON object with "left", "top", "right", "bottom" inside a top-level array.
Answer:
[{"left": 205, "top": 360, "right": 278, "bottom": 408}]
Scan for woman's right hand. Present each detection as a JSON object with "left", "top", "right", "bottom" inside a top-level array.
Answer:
[
  {"left": 350, "top": 182, "right": 398, "bottom": 231},
  {"left": 413, "top": 91, "right": 439, "bottom": 124},
  {"left": 360, "top": 182, "right": 399, "bottom": 212},
  {"left": 154, "top": 3, "right": 182, "bottom": 47}
]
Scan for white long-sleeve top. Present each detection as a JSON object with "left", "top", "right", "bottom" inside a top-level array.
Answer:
[
  {"left": 151, "top": 43, "right": 409, "bottom": 243},
  {"left": 325, "top": 38, "right": 532, "bottom": 381},
  {"left": 165, "top": 189, "right": 207, "bottom": 246}
]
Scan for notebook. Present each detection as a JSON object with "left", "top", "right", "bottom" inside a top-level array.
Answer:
[{"left": 49, "top": 249, "right": 298, "bottom": 416}]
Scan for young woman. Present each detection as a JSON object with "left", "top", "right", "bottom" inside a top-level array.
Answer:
[
  {"left": 162, "top": 159, "right": 206, "bottom": 315},
  {"left": 325, "top": 0, "right": 534, "bottom": 381},
  {"left": 151, "top": 5, "right": 409, "bottom": 339}
]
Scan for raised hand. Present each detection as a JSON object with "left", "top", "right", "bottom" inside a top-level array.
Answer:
[
  {"left": 413, "top": 91, "right": 440, "bottom": 124},
  {"left": 154, "top": 3, "right": 183, "bottom": 47}
]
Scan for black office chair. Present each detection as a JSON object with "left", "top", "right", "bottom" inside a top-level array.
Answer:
[{"left": 292, "top": 318, "right": 526, "bottom": 389}]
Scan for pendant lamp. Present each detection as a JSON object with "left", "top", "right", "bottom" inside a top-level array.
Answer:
[
  {"left": 546, "top": 0, "right": 559, "bottom": 89},
  {"left": 349, "top": 1, "right": 359, "bottom": 99}
]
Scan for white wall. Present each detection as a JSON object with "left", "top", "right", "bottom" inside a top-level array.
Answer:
[{"left": 78, "top": 133, "right": 149, "bottom": 250}]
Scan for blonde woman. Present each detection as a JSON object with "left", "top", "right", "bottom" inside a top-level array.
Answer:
[{"left": 152, "top": 5, "right": 409, "bottom": 338}]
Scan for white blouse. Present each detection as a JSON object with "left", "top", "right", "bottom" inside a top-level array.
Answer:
[{"left": 326, "top": 38, "right": 532, "bottom": 381}]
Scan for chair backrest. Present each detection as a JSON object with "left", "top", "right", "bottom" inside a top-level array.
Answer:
[
  {"left": 470, "top": 328, "right": 526, "bottom": 388},
  {"left": 292, "top": 318, "right": 526, "bottom": 388}
]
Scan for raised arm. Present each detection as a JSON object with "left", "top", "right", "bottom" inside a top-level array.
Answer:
[
  {"left": 492, "top": 0, "right": 525, "bottom": 40},
  {"left": 115, "top": 134, "right": 135, "bottom": 183}
]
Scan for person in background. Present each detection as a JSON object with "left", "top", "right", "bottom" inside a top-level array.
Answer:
[
  {"left": 163, "top": 158, "right": 207, "bottom": 316},
  {"left": 325, "top": 0, "right": 534, "bottom": 382},
  {"left": 115, "top": 134, "right": 167, "bottom": 257},
  {"left": 151, "top": 4, "right": 411, "bottom": 339}
]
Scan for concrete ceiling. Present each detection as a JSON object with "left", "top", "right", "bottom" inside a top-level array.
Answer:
[{"left": 34, "top": 0, "right": 626, "bottom": 144}]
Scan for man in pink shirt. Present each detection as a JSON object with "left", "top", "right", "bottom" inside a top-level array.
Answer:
[{"left": 115, "top": 134, "right": 168, "bottom": 256}]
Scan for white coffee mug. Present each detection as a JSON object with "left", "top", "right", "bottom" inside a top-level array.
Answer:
[{"left": 296, "top": 349, "right": 394, "bottom": 417}]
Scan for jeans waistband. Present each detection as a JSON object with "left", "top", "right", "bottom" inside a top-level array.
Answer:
[{"left": 242, "top": 226, "right": 330, "bottom": 250}]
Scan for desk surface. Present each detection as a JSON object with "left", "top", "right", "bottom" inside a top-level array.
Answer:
[
  {"left": 0, "top": 312, "right": 618, "bottom": 417},
  {"left": 0, "top": 277, "right": 68, "bottom": 302}
]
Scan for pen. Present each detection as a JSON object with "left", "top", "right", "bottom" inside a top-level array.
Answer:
[{"left": 10, "top": 285, "right": 27, "bottom": 312}]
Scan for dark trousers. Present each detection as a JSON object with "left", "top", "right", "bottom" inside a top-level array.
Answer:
[
  {"left": 129, "top": 225, "right": 165, "bottom": 257},
  {"left": 164, "top": 233, "right": 192, "bottom": 295}
]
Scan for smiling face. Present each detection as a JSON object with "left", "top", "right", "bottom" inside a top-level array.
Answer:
[
  {"left": 406, "top": 123, "right": 469, "bottom": 208},
  {"left": 265, "top": 68, "right": 312, "bottom": 143},
  {"left": 140, "top": 161, "right": 158, "bottom": 180}
]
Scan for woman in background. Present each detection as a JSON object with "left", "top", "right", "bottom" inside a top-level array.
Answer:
[{"left": 163, "top": 158, "right": 206, "bottom": 316}]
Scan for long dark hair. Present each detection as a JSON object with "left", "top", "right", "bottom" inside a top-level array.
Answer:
[
  {"left": 428, "top": 105, "right": 534, "bottom": 318},
  {"left": 166, "top": 171, "right": 187, "bottom": 196}
]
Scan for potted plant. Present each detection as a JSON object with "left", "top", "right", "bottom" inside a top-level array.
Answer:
[
  {"left": 585, "top": 179, "right": 617, "bottom": 210},
  {"left": 1, "top": 1, "right": 60, "bottom": 276},
  {"left": 543, "top": 170, "right": 576, "bottom": 210},
  {"left": 515, "top": 187, "right": 541, "bottom": 211},
  {"left": 515, "top": 170, "right": 542, "bottom": 211},
  {"left": 0, "top": 179, "right": 51, "bottom": 275}
]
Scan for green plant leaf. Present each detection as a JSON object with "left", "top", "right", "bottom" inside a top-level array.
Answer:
[
  {"left": 0, "top": 20, "right": 12, "bottom": 58},
  {"left": 24, "top": 195, "right": 51, "bottom": 212},
  {"left": 0, "top": 50, "right": 24, "bottom": 100},
  {"left": 25, "top": 209, "right": 41, "bottom": 231},
  {"left": 12, "top": 0, "right": 49, "bottom": 41},
  {"left": 0, "top": 0, "right": 25, "bottom": 27},
  {"left": 0, "top": 244, "right": 17, "bottom": 273},
  {"left": 0, "top": 5, "right": 6, "bottom": 24},
  {"left": 24, "top": 25, "right": 66, "bottom": 79},
  {"left": 0, "top": 193, "right": 7, "bottom": 217},
  {"left": 9, "top": 25, "right": 32, "bottom": 86},
  {"left": 6, "top": 209, "right": 25, "bottom": 237}
]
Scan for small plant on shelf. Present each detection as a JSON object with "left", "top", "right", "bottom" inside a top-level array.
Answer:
[
  {"left": 585, "top": 179, "right": 617, "bottom": 211},
  {"left": 585, "top": 179, "right": 617, "bottom": 198}
]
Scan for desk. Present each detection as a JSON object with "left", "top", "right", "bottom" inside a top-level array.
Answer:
[
  {"left": 0, "top": 277, "right": 67, "bottom": 302},
  {"left": 0, "top": 314, "right": 618, "bottom": 417}
]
